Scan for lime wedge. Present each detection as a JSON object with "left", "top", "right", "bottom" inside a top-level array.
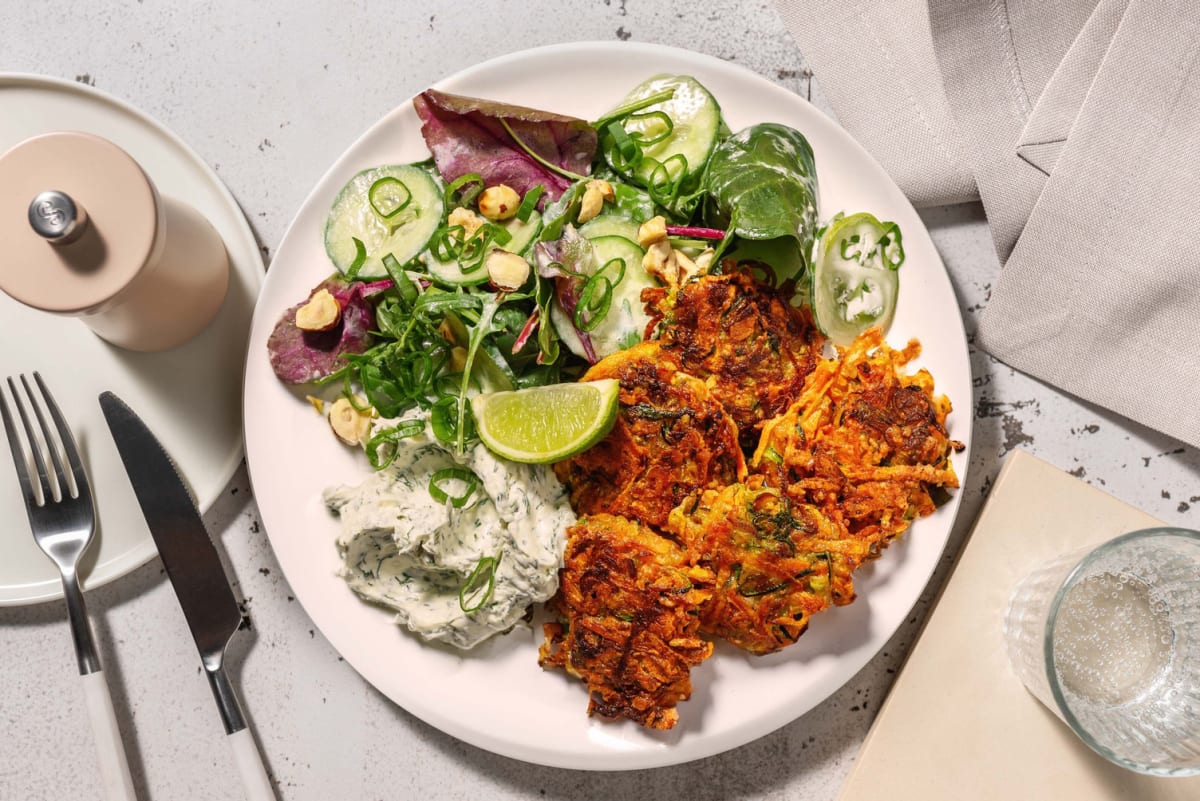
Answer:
[{"left": 470, "top": 379, "right": 620, "bottom": 464}]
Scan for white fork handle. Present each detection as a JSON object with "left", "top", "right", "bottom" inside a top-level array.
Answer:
[
  {"left": 81, "top": 670, "right": 138, "bottom": 801},
  {"left": 228, "top": 727, "right": 277, "bottom": 801}
]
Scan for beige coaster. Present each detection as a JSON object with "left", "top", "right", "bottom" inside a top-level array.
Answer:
[{"left": 837, "top": 449, "right": 1200, "bottom": 800}]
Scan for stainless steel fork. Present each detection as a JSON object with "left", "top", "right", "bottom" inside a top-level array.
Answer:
[{"left": 1, "top": 373, "right": 137, "bottom": 801}]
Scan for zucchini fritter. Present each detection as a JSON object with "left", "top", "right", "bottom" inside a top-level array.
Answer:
[
  {"left": 553, "top": 341, "right": 746, "bottom": 529},
  {"left": 752, "top": 328, "right": 962, "bottom": 556},
  {"left": 668, "top": 479, "right": 869, "bottom": 654},
  {"left": 643, "top": 269, "right": 824, "bottom": 452},
  {"left": 539, "top": 514, "right": 715, "bottom": 729}
]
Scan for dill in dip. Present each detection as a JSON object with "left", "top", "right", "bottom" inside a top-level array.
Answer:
[{"left": 324, "top": 416, "right": 576, "bottom": 650}]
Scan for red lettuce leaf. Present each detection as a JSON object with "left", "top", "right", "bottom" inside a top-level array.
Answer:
[
  {"left": 413, "top": 89, "right": 597, "bottom": 204},
  {"left": 267, "top": 277, "right": 376, "bottom": 384}
]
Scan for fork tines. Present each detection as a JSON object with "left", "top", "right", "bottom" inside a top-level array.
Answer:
[{"left": 0, "top": 372, "right": 84, "bottom": 507}]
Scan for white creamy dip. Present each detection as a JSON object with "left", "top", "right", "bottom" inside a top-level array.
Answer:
[{"left": 323, "top": 414, "right": 576, "bottom": 649}]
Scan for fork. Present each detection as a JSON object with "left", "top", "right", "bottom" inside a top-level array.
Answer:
[{"left": 1, "top": 373, "right": 137, "bottom": 801}]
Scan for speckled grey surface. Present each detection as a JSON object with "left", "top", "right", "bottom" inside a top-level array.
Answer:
[{"left": 1, "top": 2, "right": 1197, "bottom": 800}]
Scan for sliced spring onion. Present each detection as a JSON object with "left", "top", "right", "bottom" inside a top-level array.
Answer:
[
  {"left": 626, "top": 109, "right": 674, "bottom": 146},
  {"left": 444, "top": 173, "right": 484, "bottom": 209},
  {"left": 572, "top": 256, "right": 626, "bottom": 333},
  {"left": 515, "top": 185, "right": 545, "bottom": 223},
  {"left": 605, "top": 120, "right": 639, "bottom": 165},
  {"left": 368, "top": 177, "right": 413, "bottom": 220},
  {"left": 344, "top": 237, "right": 368, "bottom": 280},
  {"left": 428, "top": 466, "right": 480, "bottom": 508},
  {"left": 365, "top": 418, "right": 425, "bottom": 470},
  {"left": 380, "top": 254, "right": 419, "bottom": 306},
  {"left": 458, "top": 553, "right": 500, "bottom": 614},
  {"left": 590, "top": 86, "right": 676, "bottom": 131}
]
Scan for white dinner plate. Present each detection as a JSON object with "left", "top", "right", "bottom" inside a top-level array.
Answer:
[
  {"left": 244, "top": 42, "right": 973, "bottom": 770},
  {"left": 0, "top": 74, "right": 263, "bottom": 605}
]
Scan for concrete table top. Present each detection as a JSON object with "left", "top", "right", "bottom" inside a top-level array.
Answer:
[{"left": 2, "top": 2, "right": 1196, "bottom": 799}]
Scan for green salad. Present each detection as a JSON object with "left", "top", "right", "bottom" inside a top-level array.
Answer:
[{"left": 266, "top": 73, "right": 906, "bottom": 466}]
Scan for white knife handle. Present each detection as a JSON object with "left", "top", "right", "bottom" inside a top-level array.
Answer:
[
  {"left": 228, "top": 727, "right": 277, "bottom": 801},
  {"left": 81, "top": 670, "right": 138, "bottom": 801}
]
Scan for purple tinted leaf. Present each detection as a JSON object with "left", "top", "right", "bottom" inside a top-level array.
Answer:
[
  {"left": 267, "top": 277, "right": 376, "bottom": 384},
  {"left": 413, "top": 89, "right": 597, "bottom": 204},
  {"left": 536, "top": 228, "right": 600, "bottom": 363}
]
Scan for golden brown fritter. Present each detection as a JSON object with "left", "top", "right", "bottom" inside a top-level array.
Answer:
[
  {"left": 668, "top": 478, "right": 870, "bottom": 655},
  {"left": 539, "top": 514, "right": 715, "bottom": 729},
  {"left": 752, "top": 328, "right": 962, "bottom": 556},
  {"left": 553, "top": 341, "right": 746, "bottom": 530},
  {"left": 643, "top": 269, "right": 824, "bottom": 452}
]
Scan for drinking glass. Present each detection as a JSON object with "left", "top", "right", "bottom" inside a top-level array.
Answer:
[{"left": 1004, "top": 527, "right": 1200, "bottom": 776}]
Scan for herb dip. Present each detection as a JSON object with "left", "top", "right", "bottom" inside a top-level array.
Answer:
[{"left": 324, "top": 416, "right": 575, "bottom": 649}]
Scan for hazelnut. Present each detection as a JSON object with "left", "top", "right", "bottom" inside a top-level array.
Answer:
[
  {"left": 448, "top": 206, "right": 485, "bottom": 238},
  {"left": 295, "top": 288, "right": 341, "bottom": 331},
  {"left": 477, "top": 185, "right": 521, "bottom": 221},
  {"left": 642, "top": 239, "right": 678, "bottom": 285},
  {"left": 328, "top": 397, "right": 373, "bottom": 446},
  {"left": 485, "top": 249, "right": 531, "bottom": 291},
  {"left": 637, "top": 215, "right": 668, "bottom": 248},
  {"left": 587, "top": 179, "right": 615, "bottom": 202},
  {"left": 694, "top": 248, "right": 716, "bottom": 276}
]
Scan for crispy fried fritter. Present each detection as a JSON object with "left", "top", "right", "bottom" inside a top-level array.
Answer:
[
  {"left": 668, "top": 478, "right": 869, "bottom": 655},
  {"left": 643, "top": 269, "right": 824, "bottom": 452},
  {"left": 752, "top": 328, "right": 962, "bottom": 556},
  {"left": 553, "top": 341, "right": 746, "bottom": 530},
  {"left": 539, "top": 514, "right": 715, "bottom": 729}
]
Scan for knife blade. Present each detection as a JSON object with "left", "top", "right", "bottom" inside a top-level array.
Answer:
[{"left": 99, "top": 391, "right": 276, "bottom": 801}]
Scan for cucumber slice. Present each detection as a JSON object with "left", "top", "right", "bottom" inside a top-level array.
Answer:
[
  {"left": 505, "top": 209, "right": 542, "bottom": 256},
  {"left": 604, "top": 75, "right": 722, "bottom": 190},
  {"left": 578, "top": 214, "right": 640, "bottom": 243},
  {"left": 810, "top": 212, "right": 904, "bottom": 345},
  {"left": 324, "top": 164, "right": 443, "bottom": 279},
  {"left": 550, "top": 235, "right": 656, "bottom": 361},
  {"left": 422, "top": 211, "right": 542, "bottom": 287}
]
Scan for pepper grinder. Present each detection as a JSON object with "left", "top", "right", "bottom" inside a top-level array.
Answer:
[{"left": 0, "top": 131, "right": 229, "bottom": 352}]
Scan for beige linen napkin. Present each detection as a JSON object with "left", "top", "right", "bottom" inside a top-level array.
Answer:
[
  {"left": 928, "top": 0, "right": 1098, "bottom": 261},
  {"left": 772, "top": 0, "right": 978, "bottom": 207},
  {"left": 975, "top": 0, "right": 1200, "bottom": 448}
]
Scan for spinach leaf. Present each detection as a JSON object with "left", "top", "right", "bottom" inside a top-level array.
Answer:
[{"left": 703, "top": 123, "right": 819, "bottom": 271}]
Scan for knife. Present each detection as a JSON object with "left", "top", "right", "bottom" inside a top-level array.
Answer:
[{"left": 99, "top": 391, "right": 276, "bottom": 801}]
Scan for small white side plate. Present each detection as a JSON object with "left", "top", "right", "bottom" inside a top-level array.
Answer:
[{"left": 0, "top": 74, "right": 263, "bottom": 605}]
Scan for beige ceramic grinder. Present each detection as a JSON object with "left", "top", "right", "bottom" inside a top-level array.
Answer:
[{"left": 0, "top": 131, "right": 229, "bottom": 351}]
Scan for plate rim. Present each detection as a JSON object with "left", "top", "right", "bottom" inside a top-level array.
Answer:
[{"left": 244, "top": 40, "right": 973, "bottom": 769}]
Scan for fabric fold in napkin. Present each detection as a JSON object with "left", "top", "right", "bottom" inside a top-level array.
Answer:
[
  {"left": 976, "top": 0, "right": 1200, "bottom": 448},
  {"left": 928, "top": 0, "right": 1097, "bottom": 262}
]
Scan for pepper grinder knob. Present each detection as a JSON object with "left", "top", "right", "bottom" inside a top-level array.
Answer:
[{"left": 28, "top": 189, "right": 89, "bottom": 244}]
